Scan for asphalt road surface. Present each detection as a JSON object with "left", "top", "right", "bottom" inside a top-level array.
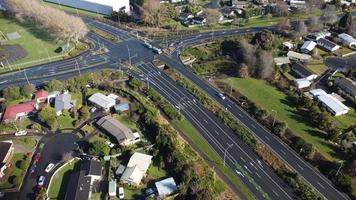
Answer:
[{"left": 0, "top": 14, "right": 353, "bottom": 200}]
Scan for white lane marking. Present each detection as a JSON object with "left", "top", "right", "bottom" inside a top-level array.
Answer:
[
  {"left": 272, "top": 190, "right": 279, "bottom": 197},
  {"left": 255, "top": 172, "right": 261, "bottom": 178},
  {"left": 280, "top": 150, "right": 287, "bottom": 155},
  {"left": 297, "top": 164, "right": 304, "bottom": 171},
  {"left": 214, "top": 130, "right": 220, "bottom": 135},
  {"left": 251, "top": 124, "right": 256, "bottom": 129},
  {"left": 240, "top": 156, "right": 246, "bottom": 162},
  {"left": 264, "top": 135, "right": 271, "bottom": 141},
  {"left": 317, "top": 182, "right": 325, "bottom": 189}
]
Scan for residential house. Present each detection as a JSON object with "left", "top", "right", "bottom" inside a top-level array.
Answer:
[
  {"left": 231, "top": 0, "right": 249, "bottom": 8},
  {"left": 309, "top": 89, "right": 349, "bottom": 116},
  {"left": 287, "top": 51, "right": 311, "bottom": 61},
  {"left": 120, "top": 152, "right": 152, "bottom": 186},
  {"left": 55, "top": 93, "right": 73, "bottom": 116},
  {"left": 96, "top": 116, "right": 140, "bottom": 146},
  {"left": 300, "top": 41, "right": 316, "bottom": 54},
  {"left": 155, "top": 177, "right": 178, "bottom": 198},
  {"left": 283, "top": 41, "right": 294, "bottom": 50},
  {"left": 291, "top": 63, "right": 318, "bottom": 81},
  {"left": 88, "top": 93, "right": 116, "bottom": 112},
  {"left": 335, "top": 77, "right": 356, "bottom": 98},
  {"left": 307, "top": 31, "right": 331, "bottom": 41},
  {"left": 254, "top": 0, "right": 268, "bottom": 6},
  {"left": 35, "top": 90, "right": 48, "bottom": 104},
  {"left": 289, "top": 0, "right": 306, "bottom": 8},
  {"left": 47, "top": 91, "right": 60, "bottom": 104},
  {"left": 0, "top": 140, "right": 13, "bottom": 180},
  {"left": 274, "top": 57, "right": 290, "bottom": 66},
  {"left": 317, "top": 38, "right": 340, "bottom": 52},
  {"left": 338, "top": 33, "right": 356, "bottom": 48},
  {"left": 64, "top": 160, "right": 101, "bottom": 200},
  {"left": 178, "top": 12, "right": 194, "bottom": 22},
  {"left": 191, "top": 16, "right": 206, "bottom": 25},
  {"left": 114, "top": 103, "right": 130, "bottom": 112},
  {"left": 109, "top": 180, "right": 117, "bottom": 197},
  {"left": 45, "top": 0, "right": 130, "bottom": 16},
  {"left": 294, "top": 78, "right": 312, "bottom": 89},
  {"left": 2, "top": 102, "right": 38, "bottom": 123},
  {"left": 221, "top": 7, "right": 235, "bottom": 18}
]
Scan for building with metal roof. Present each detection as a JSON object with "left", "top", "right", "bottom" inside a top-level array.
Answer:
[
  {"left": 317, "top": 38, "right": 340, "bottom": 52},
  {"left": 335, "top": 77, "right": 356, "bottom": 98},
  {"left": 309, "top": 89, "right": 349, "bottom": 116},
  {"left": 155, "top": 177, "right": 178, "bottom": 198},
  {"left": 55, "top": 93, "right": 73, "bottom": 116},
  {"left": 88, "top": 93, "right": 116, "bottom": 112},
  {"left": 120, "top": 152, "right": 152, "bottom": 186}
]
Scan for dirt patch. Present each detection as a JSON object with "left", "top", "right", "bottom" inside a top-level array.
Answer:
[
  {"left": 0, "top": 44, "right": 27, "bottom": 63},
  {"left": 217, "top": 187, "right": 241, "bottom": 200}
]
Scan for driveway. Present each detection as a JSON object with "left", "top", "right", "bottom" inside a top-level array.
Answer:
[{"left": 18, "top": 133, "right": 80, "bottom": 200}]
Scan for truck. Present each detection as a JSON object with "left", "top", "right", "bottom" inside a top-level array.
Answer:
[{"left": 152, "top": 47, "right": 162, "bottom": 54}]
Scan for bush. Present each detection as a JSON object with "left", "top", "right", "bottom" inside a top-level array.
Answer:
[{"left": 31, "top": 123, "right": 42, "bottom": 131}]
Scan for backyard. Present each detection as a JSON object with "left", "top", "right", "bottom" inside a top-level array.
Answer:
[
  {"left": 0, "top": 153, "right": 31, "bottom": 189},
  {"left": 221, "top": 77, "right": 356, "bottom": 161}
]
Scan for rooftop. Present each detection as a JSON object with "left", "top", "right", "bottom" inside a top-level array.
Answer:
[
  {"left": 88, "top": 93, "right": 116, "bottom": 109},
  {"left": 0, "top": 141, "right": 13, "bottom": 163},
  {"left": 155, "top": 177, "right": 177, "bottom": 197},
  {"left": 3, "top": 102, "right": 37, "bottom": 121},
  {"left": 96, "top": 116, "right": 135, "bottom": 143}
]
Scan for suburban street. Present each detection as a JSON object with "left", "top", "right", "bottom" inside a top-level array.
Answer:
[{"left": 0, "top": 13, "right": 354, "bottom": 200}]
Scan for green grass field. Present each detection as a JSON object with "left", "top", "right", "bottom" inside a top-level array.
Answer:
[
  {"left": 173, "top": 119, "right": 256, "bottom": 200},
  {"left": 0, "top": 13, "right": 65, "bottom": 69},
  {"left": 114, "top": 113, "right": 139, "bottom": 131},
  {"left": 0, "top": 153, "right": 30, "bottom": 189},
  {"left": 48, "top": 160, "right": 78, "bottom": 199},
  {"left": 14, "top": 138, "right": 37, "bottom": 149},
  {"left": 223, "top": 77, "right": 355, "bottom": 161}
]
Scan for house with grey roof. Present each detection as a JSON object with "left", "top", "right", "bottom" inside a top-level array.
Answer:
[
  {"left": 317, "top": 38, "right": 340, "bottom": 52},
  {"left": 335, "top": 77, "right": 356, "bottom": 98},
  {"left": 55, "top": 93, "right": 73, "bottom": 116},
  {"left": 291, "top": 63, "right": 318, "bottom": 81},
  {"left": 96, "top": 116, "right": 140, "bottom": 146},
  {"left": 88, "top": 93, "right": 116, "bottom": 112}
]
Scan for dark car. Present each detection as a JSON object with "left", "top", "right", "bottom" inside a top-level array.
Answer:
[
  {"left": 145, "top": 188, "right": 155, "bottom": 198},
  {"left": 29, "top": 164, "right": 36, "bottom": 173}
]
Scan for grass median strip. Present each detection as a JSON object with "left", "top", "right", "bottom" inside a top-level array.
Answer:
[{"left": 173, "top": 119, "right": 256, "bottom": 200}]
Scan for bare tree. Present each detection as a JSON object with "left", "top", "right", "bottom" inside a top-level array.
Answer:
[
  {"left": 62, "top": 151, "right": 73, "bottom": 162},
  {"left": 320, "top": 5, "right": 338, "bottom": 25},
  {"left": 7, "top": 0, "right": 88, "bottom": 43},
  {"left": 307, "top": 16, "right": 323, "bottom": 31},
  {"left": 294, "top": 20, "right": 308, "bottom": 36},
  {"left": 237, "top": 63, "right": 249, "bottom": 78},
  {"left": 204, "top": 8, "right": 222, "bottom": 25},
  {"left": 140, "top": 0, "right": 176, "bottom": 27},
  {"left": 277, "top": 18, "right": 292, "bottom": 33},
  {"left": 273, "top": 1, "right": 289, "bottom": 17},
  {"left": 256, "top": 49, "right": 275, "bottom": 80}
]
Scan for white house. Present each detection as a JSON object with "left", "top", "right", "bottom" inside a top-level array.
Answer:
[
  {"left": 120, "top": 152, "right": 152, "bottom": 186},
  {"left": 294, "top": 78, "right": 312, "bottom": 89},
  {"left": 54, "top": 93, "right": 73, "bottom": 116},
  {"left": 88, "top": 93, "right": 116, "bottom": 111},
  {"left": 309, "top": 89, "right": 350, "bottom": 116},
  {"left": 155, "top": 177, "right": 178, "bottom": 198},
  {"left": 287, "top": 51, "right": 311, "bottom": 61},
  {"left": 338, "top": 33, "right": 356, "bottom": 48},
  {"left": 45, "top": 0, "right": 130, "bottom": 16},
  {"left": 274, "top": 57, "right": 290, "bottom": 66},
  {"left": 300, "top": 41, "right": 316, "bottom": 54}
]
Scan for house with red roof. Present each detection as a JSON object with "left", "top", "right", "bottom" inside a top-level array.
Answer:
[
  {"left": 2, "top": 102, "right": 38, "bottom": 123},
  {"left": 35, "top": 90, "right": 48, "bottom": 104}
]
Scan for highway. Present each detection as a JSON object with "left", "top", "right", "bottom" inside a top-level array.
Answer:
[
  {"left": 0, "top": 15, "right": 351, "bottom": 200},
  {"left": 135, "top": 62, "right": 295, "bottom": 200}
]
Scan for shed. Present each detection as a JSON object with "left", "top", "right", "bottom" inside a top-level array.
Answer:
[
  {"left": 338, "top": 33, "right": 356, "bottom": 48},
  {"left": 155, "top": 177, "right": 178, "bottom": 198},
  {"left": 109, "top": 180, "right": 117, "bottom": 197},
  {"left": 274, "top": 57, "right": 290, "bottom": 66},
  {"left": 317, "top": 38, "right": 340, "bottom": 52},
  {"left": 287, "top": 51, "right": 311, "bottom": 61},
  {"left": 300, "top": 41, "right": 316, "bottom": 54},
  {"left": 116, "top": 164, "right": 126, "bottom": 176}
]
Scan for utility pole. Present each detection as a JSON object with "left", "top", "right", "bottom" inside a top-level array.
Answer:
[
  {"left": 272, "top": 109, "right": 277, "bottom": 127},
  {"left": 223, "top": 144, "right": 234, "bottom": 166},
  {"left": 75, "top": 60, "right": 81, "bottom": 75},
  {"left": 336, "top": 161, "right": 343, "bottom": 177},
  {"left": 23, "top": 69, "right": 30, "bottom": 85}
]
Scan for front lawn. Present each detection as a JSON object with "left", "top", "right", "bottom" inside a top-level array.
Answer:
[
  {"left": 48, "top": 159, "right": 78, "bottom": 199},
  {"left": 222, "top": 77, "right": 352, "bottom": 161},
  {"left": 114, "top": 113, "right": 139, "bottom": 131},
  {"left": 0, "top": 153, "right": 30, "bottom": 189},
  {"left": 14, "top": 138, "right": 37, "bottom": 149},
  {"left": 57, "top": 115, "right": 76, "bottom": 129},
  {"left": 0, "top": 12, "right": 64, "bottom": 70},
  {"left": 148, "top": 165, "right": 168, "bottom": 180}
]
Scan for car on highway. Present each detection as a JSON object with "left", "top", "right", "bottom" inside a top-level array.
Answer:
[
  {"left": 152, "top": 47, "right": 162, "bottom": 54},
  {"left": 33, "top": 153, "right": 41, "bottom": 162},
  {"left": 38, "top": 176, "right": 45, "bottom": 186},
  {"left": 217, "top": 93, "right": 226, "bottom": 100},
  {"left": 45, "top": 163, "right": 55, "bottom": 173},
  {"left": 145, "top": 188, "right": 155, "bottom": 198},
  {"left": 119, "top": 187, "right": 124, "bottom": 199},
  {"left": 144, "top": 41, "right": 152, "bottom": 49},
  {"left": 14, "top": 130, "right": 27, "bottom": 136}
]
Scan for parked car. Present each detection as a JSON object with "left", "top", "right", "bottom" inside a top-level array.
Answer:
[
  {"left": 33, "top": 153, "right": 41, "bottom": 162},
  {"left": 29, "top": 164, "right": 36, "bottom": 173},
  {"left": 38, "top": 176, "right": 45, "bottom": 186},
  {"left": 106, "top": 141, "right": 115, "bottom": 148},
  {"left": 45, "top": 163, "right": 54, "bottom": 173},
  {"left": 90, "top": 107, "right": 97, "bottom": 113},
  {"left": 14, "top": 130, "right": 27, "bottom": 136},
  {"left": 119, "top": 187, "right": 124, "bottom": 199},
  {"left": 145, "top": 188, "right": 155, "bottom": 198}
]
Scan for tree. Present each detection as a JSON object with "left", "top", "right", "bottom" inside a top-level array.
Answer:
[
  {"left": 294, "top": 20, "right": 308, "bottom": 36},
  {"left": 35, "top": 187, "right": 47, "bottom": 200},
  {"left": 186, "top": 4, "right": 201, "bottom": 16},
  {"left": 335, "top": 173, "right": 352, "bottom": 193},
  {"left": 320, "top": 5, "right": 337, "bottom": 25},
  {"left": 307, "top": 16, "right": 323, "bottom": 31},
  {"left": 338, "top": 12, "right": 352, "bottom": 32},
  {"left": 89, "top": 140, "right": 110, "bottom": 156},
  {"left": 349, "top": 19, "right": 356, "bottom": 38},
  {"left": 21, "top": 83, "right": 35, "bottom": 98},
  {"left": 253, "top": 30, "right": 274, "bottom": 50},
  {"left": 18, "top": 160, "right": 27, "bottom": 170},
  {"left": 47, "top": 117, "right": 58, "bottom": 131},
  {"left": 62, "top": 151, "right": 73, "bottom": 162},
  {"left": 38, "top": 106, "right": 56, "bottom": 123},
  {"left": 237, "top": 63, "right": 249, "bottom": 78},
  {"left": 204, "top": 8, "right": 221, "bottom": 25},
  {"left": 273, "top": 1, "right": 289, "bottom": 17},
  {"left": 79, "top": 106, "right": 90, "bottom": 120},
  {"left": 327, "top": 128, "right": 341, "bottom": 142},
  {"left": 277, "top": 18, "right": 292, "bottom": 33},
  {"left": 273, "top": 122, "right": 287, "bottom": 137},
  {"left": 2, "top": 86, "right": 21, "bottom": 100},
  {"left": 31, "top": 123, "right": 42, "bottom": 131},
  {"left": 280, "top": 64, "right": 290, "bottom": 73},
  {"left": 140, "top": 0, "right": 177, "bottom": 27},
  {"left": 111, "top": 10, "right": 133, "bottom": 23},
  {"left": 256, "top": 49, "right": 274, "bottom": 80},
  {"left": 8, "top": 0, "right": 88, "bottom": 43},
  {"left": 44, "top": 80, "right": 63, "bottom": 92},
  {"left": 12, "top": 175, "right": 21, "bottom": 185}
]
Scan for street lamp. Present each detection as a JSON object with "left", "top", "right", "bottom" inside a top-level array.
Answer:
[
  {"left": 271, "top": 109, "right": 277, "bottom": 127},
  {"left": 335, "top": 161, "right": 343, "bottom": 177},
  {"left": 223, "top": 143, "right": 233, "bottom": 166}
]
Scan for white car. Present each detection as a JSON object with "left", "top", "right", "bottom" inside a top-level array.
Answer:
[
  {"left": 217, "top": 93, "right": 226, "bottom": 100},
  {"left": 15, "top": 130, "right": 27, "bottom": 136},
  {"left": 119, "top": 187, "right": 124, "bottom": 199},
  {"left": 38, "top": 176, "right": 45, "bottom": 186},
  {"left": 106, "top": 141, "right": 115, "bottom": 148},
  {"left": 45, "top": 163, "right": 54, "bottom": 173},
  {"left": 90, "top": 107, "right": 97, "bottom": 113}
]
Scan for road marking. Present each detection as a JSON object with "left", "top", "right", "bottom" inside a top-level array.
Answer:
[
  {"left": 239, "top": 156, "right": 246, "bottom": 162},
  {"left": 264, "top": 135, "right": 271, "bottom": 141},
  {"left": 204, "top": 119, "right": 208, "bottom": 123},
  {"left": 227, "top": 104, "right": 232, "bottom": 108},
  {"left": 238, "top": 113, "right": 244, "bottom": 118},
  {"left": 214, "top": 130, "right": 220, "bottom": 135},
  {"left": 272, "top": 190, "right": 279, "bottom": 197},
  {"left": 255, "top": 172, "right": 261, "bottom": 178},
  {"left": 297, "top": 164, "right": 304, "bottom": 171},
  {"left": 317, "top": 182, "right": 325, "bottom": 189},
  {"left": 251, "top": 124, "right": 256, "bottom": 129},
  {"left": 280, "top": 150, "right": 287, "bottom": 155}
]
